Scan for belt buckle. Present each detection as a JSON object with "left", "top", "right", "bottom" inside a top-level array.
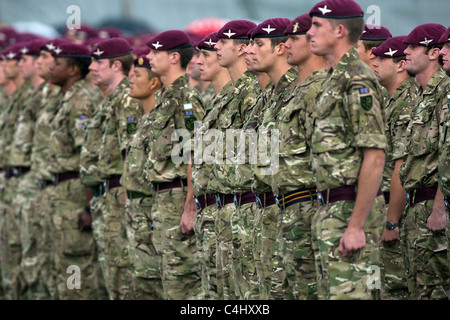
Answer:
[
  {"left": 255, "top": 194, "right": 263, "bottom": 209},
  {"left": 405, "top": 192, "right": 411, "bottom": 205},
  {"left": 2, "top": 170, "right": 7, "bottom": 179},
  {"left": 103, "top": 180, "right": 108, "bottom": 193},
  {"left": 194, "top": 196, "right": 201, "bottom": 210},
  {"left": 215, "top": 194, "right": 222, "bottom": 208},
  {"left": 38, "top": 179, "right": 45, "bottom": 190},
  {"left": 12, "top": 168, "right": 19, "bottom": 177},
  {"left": 444, "top": 197, "right": 450, "bottom": 212},
  {"left": 51, "top": 174, "right": 57, "bottom": 185},
  {"left": 150, "top": 182, "right": 156, "bottom": 193},
  {"left": 317, "top": 192, "right": 325, "bottom": 206},
  {"left": 234, "top": 194, "right": 239, "bottom": 208}
]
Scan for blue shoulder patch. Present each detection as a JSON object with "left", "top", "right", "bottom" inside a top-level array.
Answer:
[{"left": 359, "top": 87, "right": 370, "bottom": 95}]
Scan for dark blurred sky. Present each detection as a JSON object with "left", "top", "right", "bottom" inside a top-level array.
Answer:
[{"left": 0, "top": 0, "right": 448, "bottom": 37}]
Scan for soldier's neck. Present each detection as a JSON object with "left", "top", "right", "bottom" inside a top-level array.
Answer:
[
  {"left": 228, "top": 58, "right": 247, "bottom": 86},
  {"left": 386, "top": 72, "right": 410, "bottom": 98},
  {"left": 160, "top": 69, "right": 185, "bottom": 89},
  {"left": 415, "top": 63, "right": 441, "bottom": 90},
  {"left": 2, "top": 80, "right": 17, "bottom": 97},
  {"left": 108, "top": 74, "right": 125, "bottom": 94},
  {"left": 141, "top": 93, "right": 157, "bottom": 116},
  {"left": 31, "top": 74, "right": 45, "bottom": 90},
  {"left": 297, "top": 55, "right": 327, "bottom": 84},
  {"left": 212, "top": 70, "right": 231, "bottom": 95}
]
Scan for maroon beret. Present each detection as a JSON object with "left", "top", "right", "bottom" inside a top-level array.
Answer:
[
  {"left": 360, "top": 24, "right": 392, "bottom": 41},
  {"left": 216, "top": 20, "right": 257, "bottom": 40},
  {"left": 19, "top": 38, "right": 48, "bottom": 56},
  {"left": 309, "top": 0, "right": 364, "bottom": 19},
  {"left": 372, "top": 36, "right": 408, "bottom": 58},
  {"left": 285, "top": 14, "right": 312, "bottom": 35},
  {"left": 250, "top": 18, "right": 291, "bottom": 39},
  {"left": 1, "top": 43, "right": 24, "bottom": 60},
  {"left": 438, "top": 26, "right": 450, "bottom": 44},
  {"left": 403, "top": 23, "right": 446, "bottom": 47},
  {"left": 196, "top": 32, "right": 220, "bottom": 51},
  {"left": 134, "top": 55, "right": 151, "bottom": 69},
  {"left": 0, "top": 27, "right": 18, "bottom": 47},
  {"left": 52, "top": 43, "right": 91, "bottom": 58},
  {"left": 91, "top": 37, "right": 132, "bottom": 59},
  {"left": 97, "top": 27, "right": 123, "bottom": 39},
  {"left": 41, "top": 38, "right": 72, "bottom": 53},
  {"left": 146, "top": 30, "right": 193, "bottom": 51},
  {"left": 65, "top": 23, "right": 98, "bottom": 40},
  {"left": 132, "top": 45, "right": 150, "bottom": 57}
]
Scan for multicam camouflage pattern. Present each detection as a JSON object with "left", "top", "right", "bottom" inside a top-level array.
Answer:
[
  {"left": 192, "top": 81, "right": 234, "bottom": 300},
  {"left": 311, "top": 48, "right": 387, "bottom": 191},
  {"left": 96, "top": 77, "right": 142, "bottom": 300},
  {"left": 206, "top": 71, "right": 259, "bottom": 195},
  {"left": 143, "top": 74, "right": 204, "bottom": 300},
  {"left": 125, "top": 196, "right": 163, "bottom": 300},
  {"left": 310, "top": 48, "right": 386, "bottom": 300},
  {"left": 98, "top": 77, "right": 142, "bottom": 179},
  {"left": 380, "top": 76, "right": 419, "bottom": 300},
  {"left": 122, "top": 112, "right": 161, "bottom": 299},
  {"left": 80, "top": 97, "right": 108, "bottom": 187},
  {"left": 48, "top": 79, "right": 107, "bottom": 300},
  {"left": 231, "top": 80, "right": 273, "bottom": 300},
  {"left": 381, "top": 77, "right": 419, "bottom": 193},
  {"left": 203, "top": 72, "right": 259, "bottom": 300},
  {"left": 144, "top": 74, "right": 204, "bottom": 183},
  {"left": 312, "top": 196, "right": 385, "bottom": 300},
  {"left": 399, "top": 69, "right": 449, "bottom": 191},
  {"left": 438, "top": 74, "right": 450, "bottom": 198},
  {"left": 0, "top": 81, "right": 33, "bottom": 300},
  {"left": 400, "top": 201, "right": 449, "bottom": 299},
  {"left": 271, "top": 69, "right": 328, "bottom": 300},
  {"left": 31, "top": 87, "right": 63, "bottom": 181},
  {"left": 399, "top": 69, "right": 450, "bottom": 300}
]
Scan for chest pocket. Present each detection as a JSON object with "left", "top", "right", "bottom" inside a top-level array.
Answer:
[
  {"left": 312, "top": 92, "right": 351, "bottom": 154},
  {"left": 277, "top": 101, "right": 307, "bottom": 157},
  {"left": 409, "top": 103, "right": 438, "bottom": 156}
]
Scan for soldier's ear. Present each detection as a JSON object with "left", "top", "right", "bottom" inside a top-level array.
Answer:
[
  {"left": 427, "top": 47, "right": 441, "bottom": 61},
  {"left": 397, "top": 59, "right": 407, "bottom": 73}
]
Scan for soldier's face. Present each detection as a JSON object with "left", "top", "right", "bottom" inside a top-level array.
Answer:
[
  {"left": 214, "top": 38, "right": 237, "bottom": 68},
  {"left": 129, "top": 67, "right": 152, "bottom": 99},
  {"left": 250, "top": 38, "right": 276, "bottom": 73},
  {"left": 197, "top": 49, "right": 221, "bottom": 82},
  {"left": 404, "top": 44, "right": 429, "bottom": 75},
  {"left": 88, "top": 58, "right": 114, "bottom": 86},
  {"left": 308, "top": 17, "right": 336, "bottom": 57},
  {"left": 36, "top": 50, "right": 55, "bottom": 80},
  {"left": 49, "top": 57, "right": 70, "bottom": 86},
  {"left": 146, "top": 49, "right": 170, "bottom": 76},
  {"left": 3, "top": 59, "right": 20, "bottom": 80},
  {"left": 187, "top": 51, "right": 202, "bottom": 81},
  {"left": 440, "top": 42, "right": 450, "bottom": 72},
  {"left": 372, "top": 56, "right": 397, "bottom": 87},
  {"left": 18, "top": 55, "right": 37, "bottom": 80},
  {"left": 243, "top": 40, "right": 257, "bottom": 72},
  {"left": 285, "top": 34, "right": 311, "bottom": 66},
  {"left": 0, "top": 61, "right": 8, "bottom": 86}
]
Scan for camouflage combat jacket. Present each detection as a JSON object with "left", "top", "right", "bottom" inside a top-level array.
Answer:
[
  {"left": 400, "top": 69, "right": 450, "bottom": 191},
  {"left": 206, "top": 71, "right": 259, "bottom": 195},
  {"left": 98, "top": 77, "right": 143, "bottom": 179},
  {"left": 192, "top": 81, "right": 234, "bottom": 196},
  {"left": 252, "top": 67, "right": 299, "bottom": 194},
  {"left": 9, "top": 81, "right": 48, "bottom": 167},
  {"left": 271, "top": 68, "right": 328, "bottom": 196},
  {"left": 0, "top": 81, "right": 33, "bottom": 168},
  {"left": 311, "top": 48, "right": 386, "bottom": 191},
  {"left": 48, "top": 80, "right": 101, "bottom": 173},
  {"left": 143, "top": 74, "right": 204, "bottom": 184},
  {"left": 438, "top": 74, "right": 450, "bottom": 197},
  {"left": 381, "top": 76, "right": 419, "bottom": 193}
]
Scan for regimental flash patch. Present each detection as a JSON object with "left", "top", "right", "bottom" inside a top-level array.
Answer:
[
  {"left": 359, "top": 87, "right": 370, "bottom": 94},
  {"left": 127, "top": 117, "right": 137, "bottom": 134},
  {"left": 79, "top": 115, "right": 88, "bottom": 131},
  {"left": 185, "top": 110, "right": 193, "bottom": 116},
  {"left": 360, "top": 96, "right": 373, "bottom": 111}
]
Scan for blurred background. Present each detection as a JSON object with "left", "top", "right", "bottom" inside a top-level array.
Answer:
[{"left": 0, "top": 0, "right": 449, "bottom": 41}]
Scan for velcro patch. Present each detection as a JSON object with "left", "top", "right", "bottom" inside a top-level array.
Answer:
[
  {"left": 184, "top": 103, "right": 193, "bottom": 110},
  {"left": 359, "top": 87, "right": 370, "bottom": 94},
  {"left": 360, "top": 96, "right": 373, "bottom": 111}
]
